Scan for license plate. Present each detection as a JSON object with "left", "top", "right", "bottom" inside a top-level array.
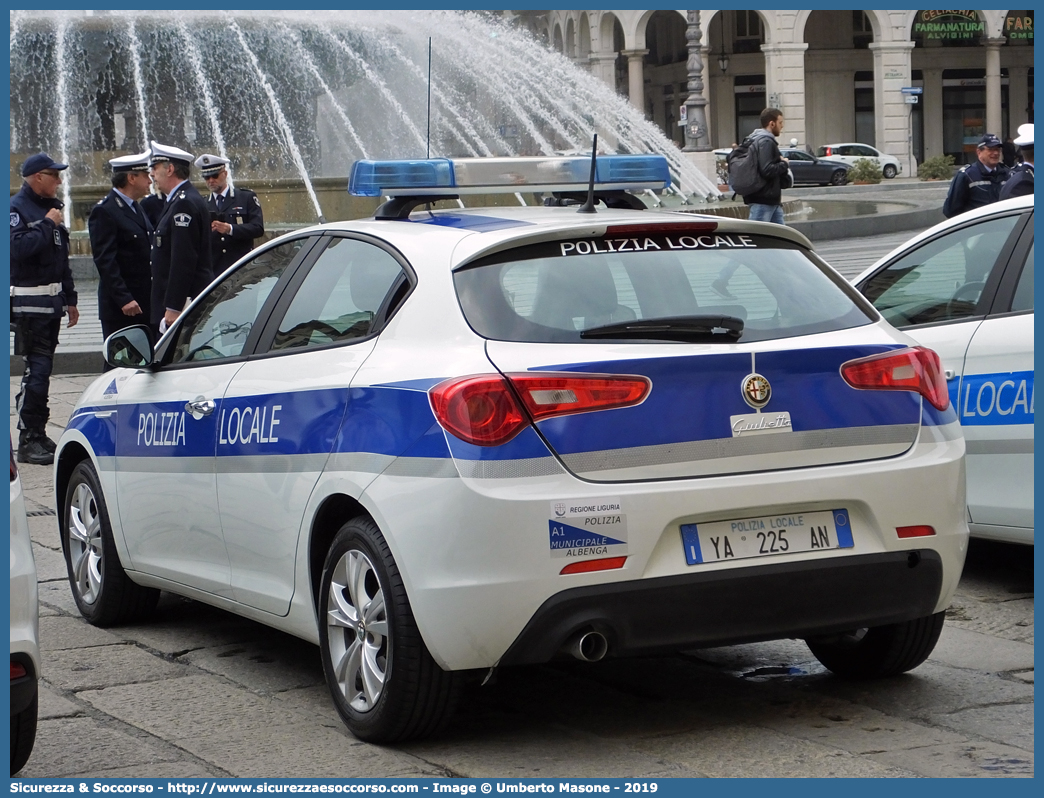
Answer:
[{"left": 680, "top": 509, "right": 853, "bottom": 565}]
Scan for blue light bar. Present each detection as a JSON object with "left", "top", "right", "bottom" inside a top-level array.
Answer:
[
  {"left": 349, "top": 158, "right": 455, "bottom": 197},
  {"left": 348, "top": 154, "right": 670, "bottom": 197},
  {"left": 595, "top": 155, "right": 671, "bottom": 186}
]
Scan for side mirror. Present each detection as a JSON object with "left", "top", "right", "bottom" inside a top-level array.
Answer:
[{"left": 103, "top": 325, "right": 154, "bottom": 369}]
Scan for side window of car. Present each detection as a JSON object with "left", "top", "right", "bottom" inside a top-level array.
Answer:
[
  {"left": 839, "top": 146, "right": 856, "bottom": 156},
  {"left": 857, "top": 146, "right": 877, "bottom": 157},
  {"left": 1010, "top": 243, "right": 1033, "bottom": 313},
  {"left": 860, "top": 215, "right": 1020, "bottom": 327},
  {"left": 168, "top": 237, "right": 310, "bottom": 364},
  {"left": 269, "top": 237, "right": 405, "bottom": 352}
]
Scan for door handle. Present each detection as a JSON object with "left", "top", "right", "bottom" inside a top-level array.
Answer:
[{"left": 185, "top": 397, "right": 216, "bottom": 417}]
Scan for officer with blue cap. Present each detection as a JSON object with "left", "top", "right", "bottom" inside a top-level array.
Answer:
[
  {"left": 148, "top": 141, "right": 214, "bottom": 333},
  {"left": 10, "top": 152, "right": 79, "bottom": 465},
  {"left": 943, "top": 133, "right": 1011, "bottom": 217},
  {"left": 999, "top": 124, "right": 1033, "bottom": 200},
  {"left": 88, "top": 150, "right": 154, "bottom": 346},
  {"left": 195, "top": 153, "right": 265, "bottom": 273}
]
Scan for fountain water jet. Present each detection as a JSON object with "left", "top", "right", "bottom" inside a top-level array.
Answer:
[
  {"left": 10, "top": 10, "right": 720, "bottom": 227},
  {"left": 53, "top": 16, "right": 73, "bottom": 217},
  {"left": 125, "top": 19, "right": 150, "bottom": 148},
  {"left": 228, "top": 18, "right": 323, "bottom": 220}
]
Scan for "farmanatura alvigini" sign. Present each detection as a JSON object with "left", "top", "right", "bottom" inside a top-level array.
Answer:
[{"left": 913, "top": 10, "right": 984, "bottom": 40}]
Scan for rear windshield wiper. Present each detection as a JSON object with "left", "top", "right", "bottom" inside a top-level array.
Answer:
[{"left": 580, "top": 315, "right": 744, "bottom": 342}]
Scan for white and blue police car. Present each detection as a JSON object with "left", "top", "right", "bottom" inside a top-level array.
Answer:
[
  {"left": 855, "top": 194, "right": 1033, "bottom": 546},
  {"left": 55, "top": 153, "right": 968, "bottom": 743}
]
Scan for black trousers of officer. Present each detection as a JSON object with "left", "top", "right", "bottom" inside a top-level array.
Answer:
[{"left": 15, "top": 316, "right": 61, "bottom": 433}]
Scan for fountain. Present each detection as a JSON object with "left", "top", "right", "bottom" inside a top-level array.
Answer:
[{"left": 10, "top": 10, "right": 720, "bottom": 231}]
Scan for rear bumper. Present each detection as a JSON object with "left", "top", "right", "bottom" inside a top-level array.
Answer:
[
  {"left": 10, "top": 653, "right": 38, "bottom": 716},
  {"left": 500, "top": 549, "right": 942, "bottom": 665}
]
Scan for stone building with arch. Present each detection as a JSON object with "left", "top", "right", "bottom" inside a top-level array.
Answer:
[{"left": 514, "top": 9, "right": 1034, "bottom": 174}]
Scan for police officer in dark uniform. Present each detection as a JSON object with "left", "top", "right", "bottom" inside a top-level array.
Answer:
[
  {"left": 147, "top": 141, "right": 214, "bottom": 333},
  {"left": 10, "top": 152, "right": 79, "bottom": 465},
  {"left": 999, "top": 124, "right": 1033, "bottom": 201},
  {"left": 195, "top": 154, "right": 265, "bottom": 274},
  {"left": 88, "top": 151, "right": 154, "bottom": 345},
  {"left": 943, "top": 133, "right": 1011, "bottom": 218}
]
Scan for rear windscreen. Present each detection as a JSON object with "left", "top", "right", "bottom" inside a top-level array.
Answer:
[{"left": 454, "top": 232, "right": 874, "bottom": 343}]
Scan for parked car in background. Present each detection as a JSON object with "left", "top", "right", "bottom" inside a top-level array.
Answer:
[
  {"left": 855, "top": 194, "right": 1033, "bottom": 545},
  {"left": 779, "top": 148, "right": 851, "bottom": 186},
  {"left": 817, "top": 143, "right": 903, "bottom": 179},
  {"left": 10, "top": 441, "right": 39, "bottom": 775}
]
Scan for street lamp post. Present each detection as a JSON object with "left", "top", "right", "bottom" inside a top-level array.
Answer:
[{"left": 682, "top": 10, "right": 711, "bottom": 152}]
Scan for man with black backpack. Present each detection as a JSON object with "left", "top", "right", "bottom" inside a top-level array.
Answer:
[{"left": 727, "top": 108, "right": 791, "bottom": 224}]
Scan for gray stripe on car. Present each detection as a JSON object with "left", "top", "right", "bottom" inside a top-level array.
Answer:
[
  {"left": 382, "top": 457, "right": 460, "bottom": 478},
  {"left": 560, "top": 424, "right": 919, "bottom": 474},
  {"left": 214, "top": 454, "right": 330, "bottom": 474},
  {"left": 326, "top": 452, "right": 396, "bottom": 474},
  {"left": 111, "top": 456, "right": 214, "bottom": 474},
  {"left": 966, "top": 438, "right": 1034, "bottom": 455},
  {"left": 455, "top": 457, "right": 566, "bottom": 479}
]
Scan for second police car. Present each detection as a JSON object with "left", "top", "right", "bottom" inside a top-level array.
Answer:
[
  {"left": 55, "top": 153, "right": 968, "bottom": 743},
  {"left": 855, "top": 194, "right": 1033, "bottom": 545}
]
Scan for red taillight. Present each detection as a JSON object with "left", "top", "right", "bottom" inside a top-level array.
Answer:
[
  {"left": 560, "top": 556, "right": 627, "bottom": 575},
  {"left": 429, "top": 372, "right": 651, "bottom": 447},
  {"left": 825, "top": 147, "right": 833, "bottom": 156},
  {"left": 897, "top": 525, "right": 936, "bottom": 538},
  {"left": 11, "top": 662, "right": 27, "bottom": 680},
  {"left": 429, "top": 375, "right": 528, "bottom": 447},
  {"left": 840, "top": 347, "right": 949, "bottom": 411},
  {"left": 508, "top": 373, "right": 650, "bottom": 422}
]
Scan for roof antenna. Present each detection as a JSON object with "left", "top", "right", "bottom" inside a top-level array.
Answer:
[
  {"left": 576, "top": 133, "right": 598, "bottom": 214},
  {"left": 426, "top": 37, "right": 432, "bottom": 159}
]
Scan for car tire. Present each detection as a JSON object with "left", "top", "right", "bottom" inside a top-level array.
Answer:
[
  {"left": 882, "top": 164, "right": 898, "bottom": 179},
  {"left": 830, "top": 169, "right": 848, "bottom": 186},
  {"left": 62, "top": 460, "right": 159, "bottom": 627},
  {"left": 318, "top": 516, "right": 461, "bottom": 743},
  {"left": 806, "top": 610, "right": 945, "bottom": 679},
  {"left": 10, "top": 691, "right": 37, "bottom": 775}
]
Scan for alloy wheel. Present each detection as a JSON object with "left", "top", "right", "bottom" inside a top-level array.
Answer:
[
  {"left": 325, "top": 549, "right": 390, "bottom": 712},
  {"left": 67, "top": 481, "right": 103, "bottom": 605}
]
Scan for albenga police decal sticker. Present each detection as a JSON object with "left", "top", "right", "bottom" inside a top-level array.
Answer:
[{"left": 549, "top": 497, "right": 627, "bottom": 559}]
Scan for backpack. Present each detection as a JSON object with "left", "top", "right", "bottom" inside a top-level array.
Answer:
[{"left": 726, "top": 136, "right": 768, "bottom": 196}]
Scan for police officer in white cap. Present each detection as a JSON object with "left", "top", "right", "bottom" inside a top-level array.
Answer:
[
  {"left": 88, "top": 150, "right": 154, "bottom": 345},
  {"left": 999, "top": 124, "right": 1033, "bottom": 200},
  {"left": 148, "top": 141, "right": 214, "bottom": 333},
  {"left": 195, "top": 153, "right": 265, "bottom": 274}
]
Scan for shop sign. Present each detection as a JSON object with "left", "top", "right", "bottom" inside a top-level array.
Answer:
[
  {"left": 913, "top": 10, "right": 984, "bottom": 40},
  {"left": 1005, "top": 14, "right": 1033, "bottom": 40}
]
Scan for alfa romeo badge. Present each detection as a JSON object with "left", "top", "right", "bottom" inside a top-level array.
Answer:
[{"left": 742, "top": 373, "right": 772, "bottom": 409}]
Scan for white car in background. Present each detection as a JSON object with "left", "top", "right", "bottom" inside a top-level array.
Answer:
[
  {"left": 817, "top": 143, "right": 903, "bottom": 179},
  {"left": 10, "top": 442, "right": 39, "bottom": 775},
  {"left": 855, "top": 195, "right": 1034, "bottom": 545}
]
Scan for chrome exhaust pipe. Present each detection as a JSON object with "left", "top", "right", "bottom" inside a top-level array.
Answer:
[{"left": 567, "top": 630, "right": 609, "bottom": 662}]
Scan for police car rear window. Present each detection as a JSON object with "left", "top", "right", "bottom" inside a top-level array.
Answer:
[{"left": 454, "top": 232, "right": 873, "bottom": 343}]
